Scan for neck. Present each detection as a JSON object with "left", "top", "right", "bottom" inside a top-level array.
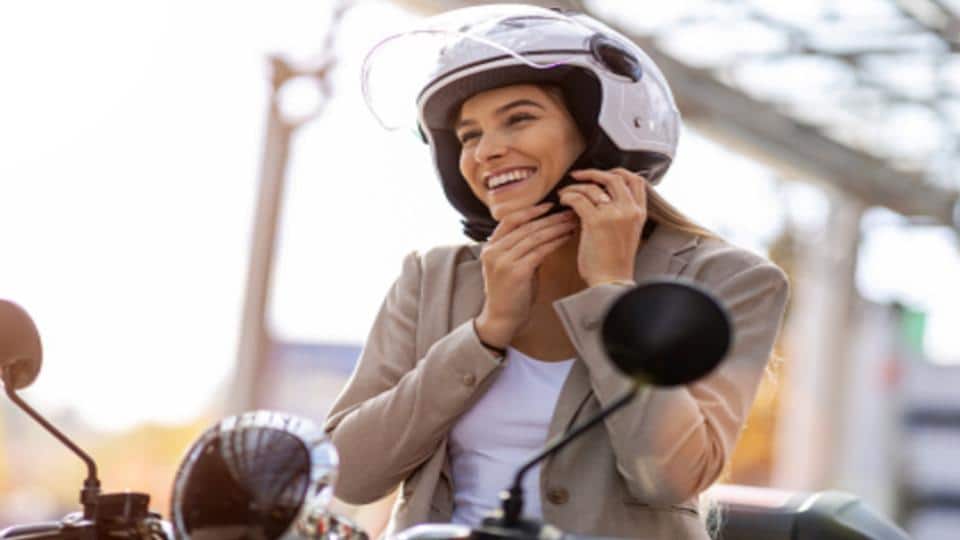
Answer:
[{"left": 534, "top": 229, "right": 586, "bottom": 304}]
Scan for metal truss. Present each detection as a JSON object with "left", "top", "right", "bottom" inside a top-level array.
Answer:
[
  {"left": 580, "top": 0, "right": 960, "bottom": 227},
  {"left": 400, "top": 0, "right": 960, "bottom": 227}
]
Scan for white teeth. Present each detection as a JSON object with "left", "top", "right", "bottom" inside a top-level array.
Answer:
[{"left": 487, "top": 168, "right": 534, "bottom": 189}]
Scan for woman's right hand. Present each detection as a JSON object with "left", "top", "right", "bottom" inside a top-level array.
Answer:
[{"left": 474, "top": 202, "right": 578, "bottom": 349}]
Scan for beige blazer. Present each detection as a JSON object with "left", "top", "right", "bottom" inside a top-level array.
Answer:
[{"left": 324, "top": 224, "right": 789, "bottom": 539}]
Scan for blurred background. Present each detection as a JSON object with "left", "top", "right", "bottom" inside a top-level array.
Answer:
[{"left": 1, "top": 0, "right": 959, "bottom": 538}]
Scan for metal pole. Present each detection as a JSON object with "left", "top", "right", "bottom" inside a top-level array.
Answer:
[
  {"left": 229, "top": 65, "right": 295, "bottom": 414},
  {"left": 229, "top": 1, "right": 352, "bottom": 414},
  {"left": 772, "top": 188, "right": 865, "bottom": 490}
]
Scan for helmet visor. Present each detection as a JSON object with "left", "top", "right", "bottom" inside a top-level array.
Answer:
[{"left": 361, "top": 5, "right": 597, "bottom": 132}]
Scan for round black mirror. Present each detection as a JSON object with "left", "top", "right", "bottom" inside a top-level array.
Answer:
[
  {"left": 0, "top": 300, "right": 43, "bottom": 390},
  {"left": 601, "top": 280, "right": 732, "bottom": 386},
  {"left": 171, "top": 411, "right": 338, "bottom": 540}
]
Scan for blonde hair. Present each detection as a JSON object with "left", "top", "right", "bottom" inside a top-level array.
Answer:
[{"left": 646, "top": 187, "right": 716, "bottom": 240}]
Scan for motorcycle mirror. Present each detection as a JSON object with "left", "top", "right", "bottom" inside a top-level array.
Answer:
[
  {"left": 601, "top": 280, "right": 732, "bottom": 386},
  {"left": 171, "top": 411, "right": 348, "bottom": 540},
  {"left": 0, "top": 300, "right": 43, "bottom": 390}
]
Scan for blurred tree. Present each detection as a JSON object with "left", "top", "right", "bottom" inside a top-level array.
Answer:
[{"left": 0, "top": 413, "right": 214, "bottom": 522}]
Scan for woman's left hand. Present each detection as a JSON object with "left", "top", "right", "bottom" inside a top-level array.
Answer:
[{"left": 558, "top": 168, "right": 648, "bottom": 287}]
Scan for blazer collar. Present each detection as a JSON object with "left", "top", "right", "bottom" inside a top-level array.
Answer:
[{"left": 634, "top": 222, "right": 700, "bottom": 280}]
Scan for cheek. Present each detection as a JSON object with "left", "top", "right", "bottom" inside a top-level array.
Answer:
[
  {"left": 458, "top": 152, "right": 483, "bottom": 196},
  {"left": 458, "top": 152, "right": 468, "bottom": 179},
  {"left": 529, "top": 125, "right": 583, "bottom": 177},
  {"left": 563, "top": 128, "right": 586, "bottom": 161}
]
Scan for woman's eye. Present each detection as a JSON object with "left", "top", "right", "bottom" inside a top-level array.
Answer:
[
  {"left": 507, "top": 113, "right": 536, "bottom": 125},
  {"left": 458, "top": 131, "right": 479, "bottom": 144}
]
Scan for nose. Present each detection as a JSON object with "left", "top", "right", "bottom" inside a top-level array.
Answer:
[{"left": 472, "top": 131, "right": 508, "bottom": 163}]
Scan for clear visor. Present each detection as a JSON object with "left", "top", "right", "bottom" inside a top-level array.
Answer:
[{"left": 362, "top": 5, "right": 597, "bottom": 132}]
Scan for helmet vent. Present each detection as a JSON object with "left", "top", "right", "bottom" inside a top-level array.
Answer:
[{"left": 590, "top": 35, "right": 643, "bottom": 82}]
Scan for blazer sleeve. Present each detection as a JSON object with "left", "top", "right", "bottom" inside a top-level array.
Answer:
[
  {"left": 553, "top": 254, "right": 789, "bottom": 505},
  {"left": 323, "top": 251, "right": 502, "bottom": 505}
]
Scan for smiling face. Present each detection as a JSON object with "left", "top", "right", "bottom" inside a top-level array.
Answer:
[{"left": 455, "top": 84, "right": 586, "bottom": 221}]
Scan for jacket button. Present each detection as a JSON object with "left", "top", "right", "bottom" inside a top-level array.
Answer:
[
  {"left": 546, "top": 487, "right": 569, "bottom": 505},
  {"left": 462, "top": 373, "right": 477, "bottom": 387}
]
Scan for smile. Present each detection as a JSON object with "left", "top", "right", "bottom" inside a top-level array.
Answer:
[{"left": 485, "top": 167, "right": 537, "bottom": 190}]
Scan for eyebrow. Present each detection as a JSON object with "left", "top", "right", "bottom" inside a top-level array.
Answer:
[{"left": 455, "top": 99, "right": 546, "bottom": 131}]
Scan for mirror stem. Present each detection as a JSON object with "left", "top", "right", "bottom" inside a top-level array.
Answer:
[
  {"left": 3, "top": 368, "right": 101, "bottom": 518},
  {"left": 502, "top": 382, "right": 639, "bottom": 526}
]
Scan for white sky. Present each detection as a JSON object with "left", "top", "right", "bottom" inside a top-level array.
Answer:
[{"left": 1, "top": 0, "right": 958, "bottom": 432}]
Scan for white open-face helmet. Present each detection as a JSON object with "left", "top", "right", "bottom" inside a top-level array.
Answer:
[{"left": 362, "top": 4, "right": 680, "bottom": 240}]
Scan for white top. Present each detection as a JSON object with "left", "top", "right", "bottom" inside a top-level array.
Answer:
[{"left": 449, "top": 347, "right": 575, "bottom": 527}]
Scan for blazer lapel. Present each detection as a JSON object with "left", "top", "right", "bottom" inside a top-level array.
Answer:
[
  {"left": 548, "top": 224, "right": 701, "bottom": 437},
  {"left": 633, "top": 224, "right": 699, "bottom": 281},
  {"left": 450, "top": 244, "right": 486, "bottom": 328},
  {"left": 440, "top": 245, "right": 485, "bottom": 487}
]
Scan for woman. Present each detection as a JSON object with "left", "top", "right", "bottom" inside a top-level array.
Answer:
[{"left": 325, "top": 6, "right": 788, "bottom": 539}]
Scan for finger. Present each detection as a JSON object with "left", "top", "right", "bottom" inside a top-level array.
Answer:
[
  {"left": 559, "top": 183, "right": 611, "bottom": 206},
  {"left": 505, "top": 219, "right": 578, "bottom": 260},
  {"left": 620, "top": 172, "right": 643, "bottom": 206},
  {"left": 496, "top": 210, "right": 576, "bottom": 253},
  {"left": 492, "top": 209, "right": 575, "bottom": 253},
  {"left": 490, "top": 202, "right": 554, "bottom": 242},
  {"left": 636, "top": 176, "right": 650, "bottom": 207},
  {"left": 571, "top": 169, "right": 632, "bottom": 203},
  {"left": 559, "top": 191, "right": 599, "bottom": 222},
  {"left": 489, "top": 202, "right": 554, "bottom": 243},
  {"left": 486, "top": 221, "right": 573, "bottom": 284},
  {"left": 611, "top": 168, "right": 647, "bottom": 205},
  {"left": 516, "top": 232, "right": 574, "bottom": 268},
  {"left": 619, "top": 172, "right": 649, "bottom": 212}
]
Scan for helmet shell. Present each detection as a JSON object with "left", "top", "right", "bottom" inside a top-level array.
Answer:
[
  {"left": 372, "top": 6, "right": 681, "bottom": 240},
  {"left": 418, "top": 11, "right": 679, "bottom": 160}
]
